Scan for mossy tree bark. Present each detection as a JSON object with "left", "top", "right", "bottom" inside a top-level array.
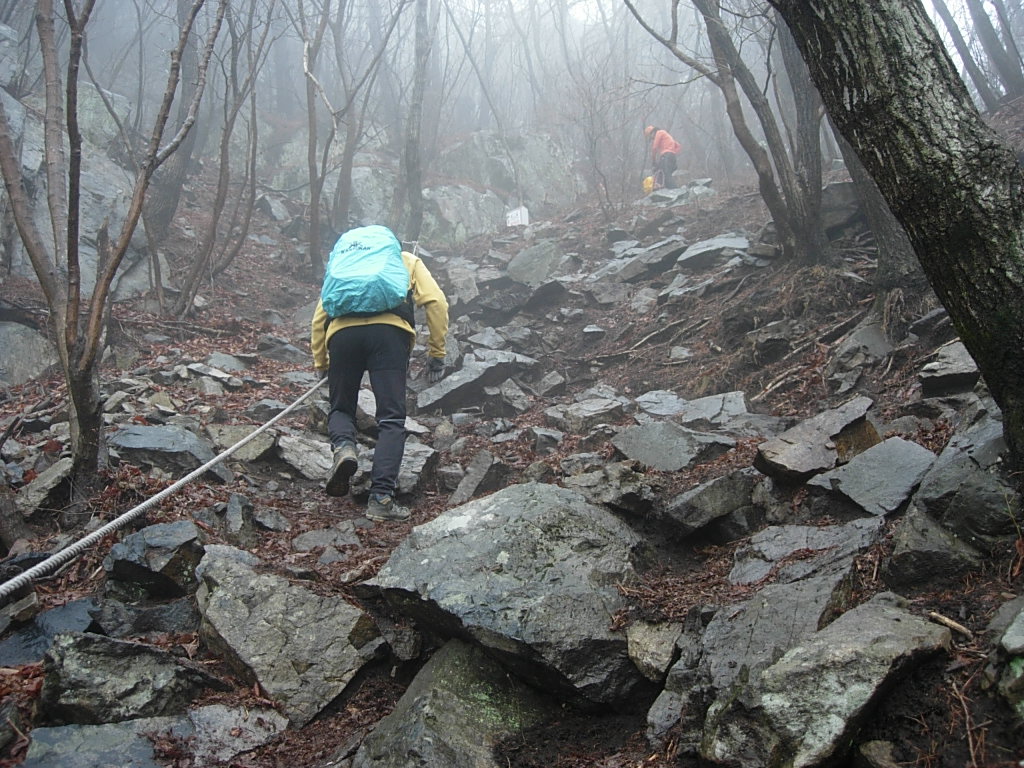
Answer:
[{"left": 769, "top": 0, "right": 1024, "bottom": 472}]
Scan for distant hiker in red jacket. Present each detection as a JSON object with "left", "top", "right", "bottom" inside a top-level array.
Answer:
[{"left": 645, "top": 125, "right": 681, "bottom": 189}]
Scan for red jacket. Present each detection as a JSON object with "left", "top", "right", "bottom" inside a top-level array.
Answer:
[{"left": 651, "top": 129, "right": 681, "bottom": 161}]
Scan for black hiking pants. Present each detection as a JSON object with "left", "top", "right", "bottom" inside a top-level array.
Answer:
[
  {"left": 327, "top": 324, "right": 409, "bottom": 498},
  {"left": 657, "top": 151, "right": 678, "bottom": 188}
]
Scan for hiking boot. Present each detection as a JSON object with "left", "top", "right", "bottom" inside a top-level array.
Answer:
[
  {"left": 366, "top": 493, "right": 410, "bottom": 522},
  {"left": 325, "top": 442, "right": 358, "bottom": 497}
]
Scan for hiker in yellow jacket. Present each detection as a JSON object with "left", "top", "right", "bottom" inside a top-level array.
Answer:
[{"left": 311, "top": 242, "right": 449, "bottom": 522}]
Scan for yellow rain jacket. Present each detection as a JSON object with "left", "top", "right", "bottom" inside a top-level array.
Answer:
[{"left": 311, "top": 250, "right": 449, "bottom": 370}]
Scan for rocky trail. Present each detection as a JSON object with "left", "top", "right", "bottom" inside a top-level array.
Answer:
[{"left": 0, "top": 171, "right": 1022, "bottom": 768}]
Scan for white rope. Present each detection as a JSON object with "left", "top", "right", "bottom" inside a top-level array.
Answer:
[{"left": 0, "top": 377, "right": 328, "bottom": 603}]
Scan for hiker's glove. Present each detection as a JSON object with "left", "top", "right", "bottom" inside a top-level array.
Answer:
[
  {"left": 426, "top": 357, "right": 445, "bottom": 384},
  {"left": 314, "top": 367, "right": 328, "bottom": 382}
]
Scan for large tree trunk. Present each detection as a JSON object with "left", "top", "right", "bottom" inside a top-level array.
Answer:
[
  {"left": 298, "top": 0, "right": 333, "bottom": 279},
  {"left": 768, "top": 0, "right": 1024, "bottom": 472},
  {"left": 775, "top": 12, "right": 829, "bottom": 264}
]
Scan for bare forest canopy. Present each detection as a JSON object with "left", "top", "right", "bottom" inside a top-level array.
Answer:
[{"left": 1, "top": 0, "right": 1019, "bottom": 219}]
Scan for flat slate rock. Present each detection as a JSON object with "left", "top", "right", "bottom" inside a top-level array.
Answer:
[
  {"left": 806, "top": 437, "right": 935, "bottom": 516},
  {"left": 754, "top": 396, "right": 877, "bottom": 482},
  {"left": 612, "top": 421, "right": 734, "bottom": 472}
]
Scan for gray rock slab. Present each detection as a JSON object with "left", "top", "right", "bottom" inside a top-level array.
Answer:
[
  {"left": 41, "top": 632, "right": 225, "bottom": 724},
  {"left": 260, "top": 342, "right": 307, "bottom": 364},
  {"left": 674, "top": 391, "right": 749, "bottom": 428},
  {"left": 506, "top": 239, "right": 566, "bottom": 287},
  {"left": 1000, "top": 607, "right": 1024, "bottom": 655},
  {"left": 417, "top": 357, "right": 524, "bottom": 414},
  {"left": 108, "top": 425, "right": 232, "bottom": 483},
  {"left": 676, "top": 234, "right": 749, "bottom": 270},
  {"left": 359, "top": 482, "right": 651, "bottom": 707},
  {"left": 194, "top": 493, "right": 259, "bottom": 549},
  {"left": 185, "top": 362, "right": 241, "bottom": 386},
  {"left": 0, "top": 322, "right": 57, "bottom": 387},
  {"left": 89, "top": 598, "right": 200, "bottom": 640},
  {"left": 352, "top": 640, "right": 559, "bottom": 768},
  {"left": 754, "top": 396, "right": 878, "bottom": 482},
  {"left": 664, "top": 468, "right": 761, "bottom": 538},
  {"left": 988, "top": 595, "right": 1024, "bottom": 639},
  {"left": 291, "top": 522, "right": 360, "bottom": 552},
  {"left": 919, "top": 340, "right": 980, "bottom": 397},
  {"left": 590, "top": 237, "right": 686, "bottom": 284},
  {"left": 912, "top": 404, "right": 1018, "bottom": 547},
  {"left": 396, "top": 440, "right": 440, "bottom": 495},
  {"left": 562, "top": 460, "right": 656, "bottom": 514},
  {"left": 196, "top": 546, "right": 382, "bottom": 726},
  {"left": 204, "top": 351, "right": 249, "bottom": 372},
  {"left": 649, "top": 567, "right": 862, "bottom": 751},
  {"left": 635, "top": 390, "right": 689, "bottom": 418},
  {"left": 828, "top": 319, "right": 893, "bottom": 392},
  {"left": 246, "top": 398, "right": 288, "bottom": 422},
  {"left": 468, "top": 327, "right": 508, "bottom": 349},
  {"left": 276, "top": 433, "right": 332, "bottom": 480},
  {"left": 103, "top": 520, "right": 205, "bottom": 598},
  {"left": 612, "top": 421, "right": 734, "bottom": 472},
  {"left": 884, "top": 506, "right": 983, "bottom": 589},
  {"left": 756, "top": 593, "right": 951, "bottom": 768},
  {"left": 547, "top": 397, "right": 626, "bottom": 433},
  {"left": 700, "top": 571, "right": 854, "bottom": 694},
  {"left": 627, "top": 621, "right": 683, "bottom": 682},
  {"left": 21, "top": 704, "right": 287, "bottom": 768},
  {"left": 0, "top": 598, "right": 98, "bottom": 667},
  {"left": 449, "top": 449, "right": 510, "bottom": 507},
  {"left": 806, "top": 437, "right": 936, "bottom": 517},
  {"left": 14, "top": 457, "right": 73, "bottom": 516},
  {"left": 729, "top": 518, "right": 883, "bottom": 586},
  {"left": 205, "top": 424, "right": 275, "bottom": 462}
]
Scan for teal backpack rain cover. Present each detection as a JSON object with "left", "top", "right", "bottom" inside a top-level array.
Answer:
[{"left": 321, "top": 225, "right": 410, "bottom": 318}]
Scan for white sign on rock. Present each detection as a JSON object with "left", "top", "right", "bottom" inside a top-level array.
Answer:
[{"left": 506, "top": 205, "right": 529, "bottom": 227}]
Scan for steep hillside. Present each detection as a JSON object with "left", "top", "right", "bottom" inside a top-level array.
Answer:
[{"left": 1, "top": 151, "right": 1022, "bottom": 765}]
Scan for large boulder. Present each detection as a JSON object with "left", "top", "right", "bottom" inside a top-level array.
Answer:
[
  {"left": 352, "top": 640, "right": 559, "bottom": 768},
  {"left": 0, "top": 322, "right": 57, "bottom": 387},
  {"left": 359, "top": 482, "right": 654, "bottom": 708},
  {"left": 722, "top": 593, "right": 951, "bottom": 767},
  {"left": 41, "top": 632, "right": 225, "bottom": 724},
  {"left": 434, "top": 130, "right": 582, "bottom": 215},
  {"left": 195, "top": 546, "right": 384, "bottom": 727}
]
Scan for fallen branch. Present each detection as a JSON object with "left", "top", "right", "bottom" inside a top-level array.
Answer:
[
  {"left": 593, "top": 315, "right": 712, "bottom": 362},
  {"left": 928, "top": 610, "right": 974, "bottom": 640},
  {"left": 951, "top": 680, "right": 981, "bottom": 767},
  {"left": 750, "top": 363, "right": 805, "bottom": 403},
  {"left": 724, "top": 274, "right": 750, "bottom": 301},
  {"left": 818, "top": 305, "right": 872, "bottom": 345}
]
